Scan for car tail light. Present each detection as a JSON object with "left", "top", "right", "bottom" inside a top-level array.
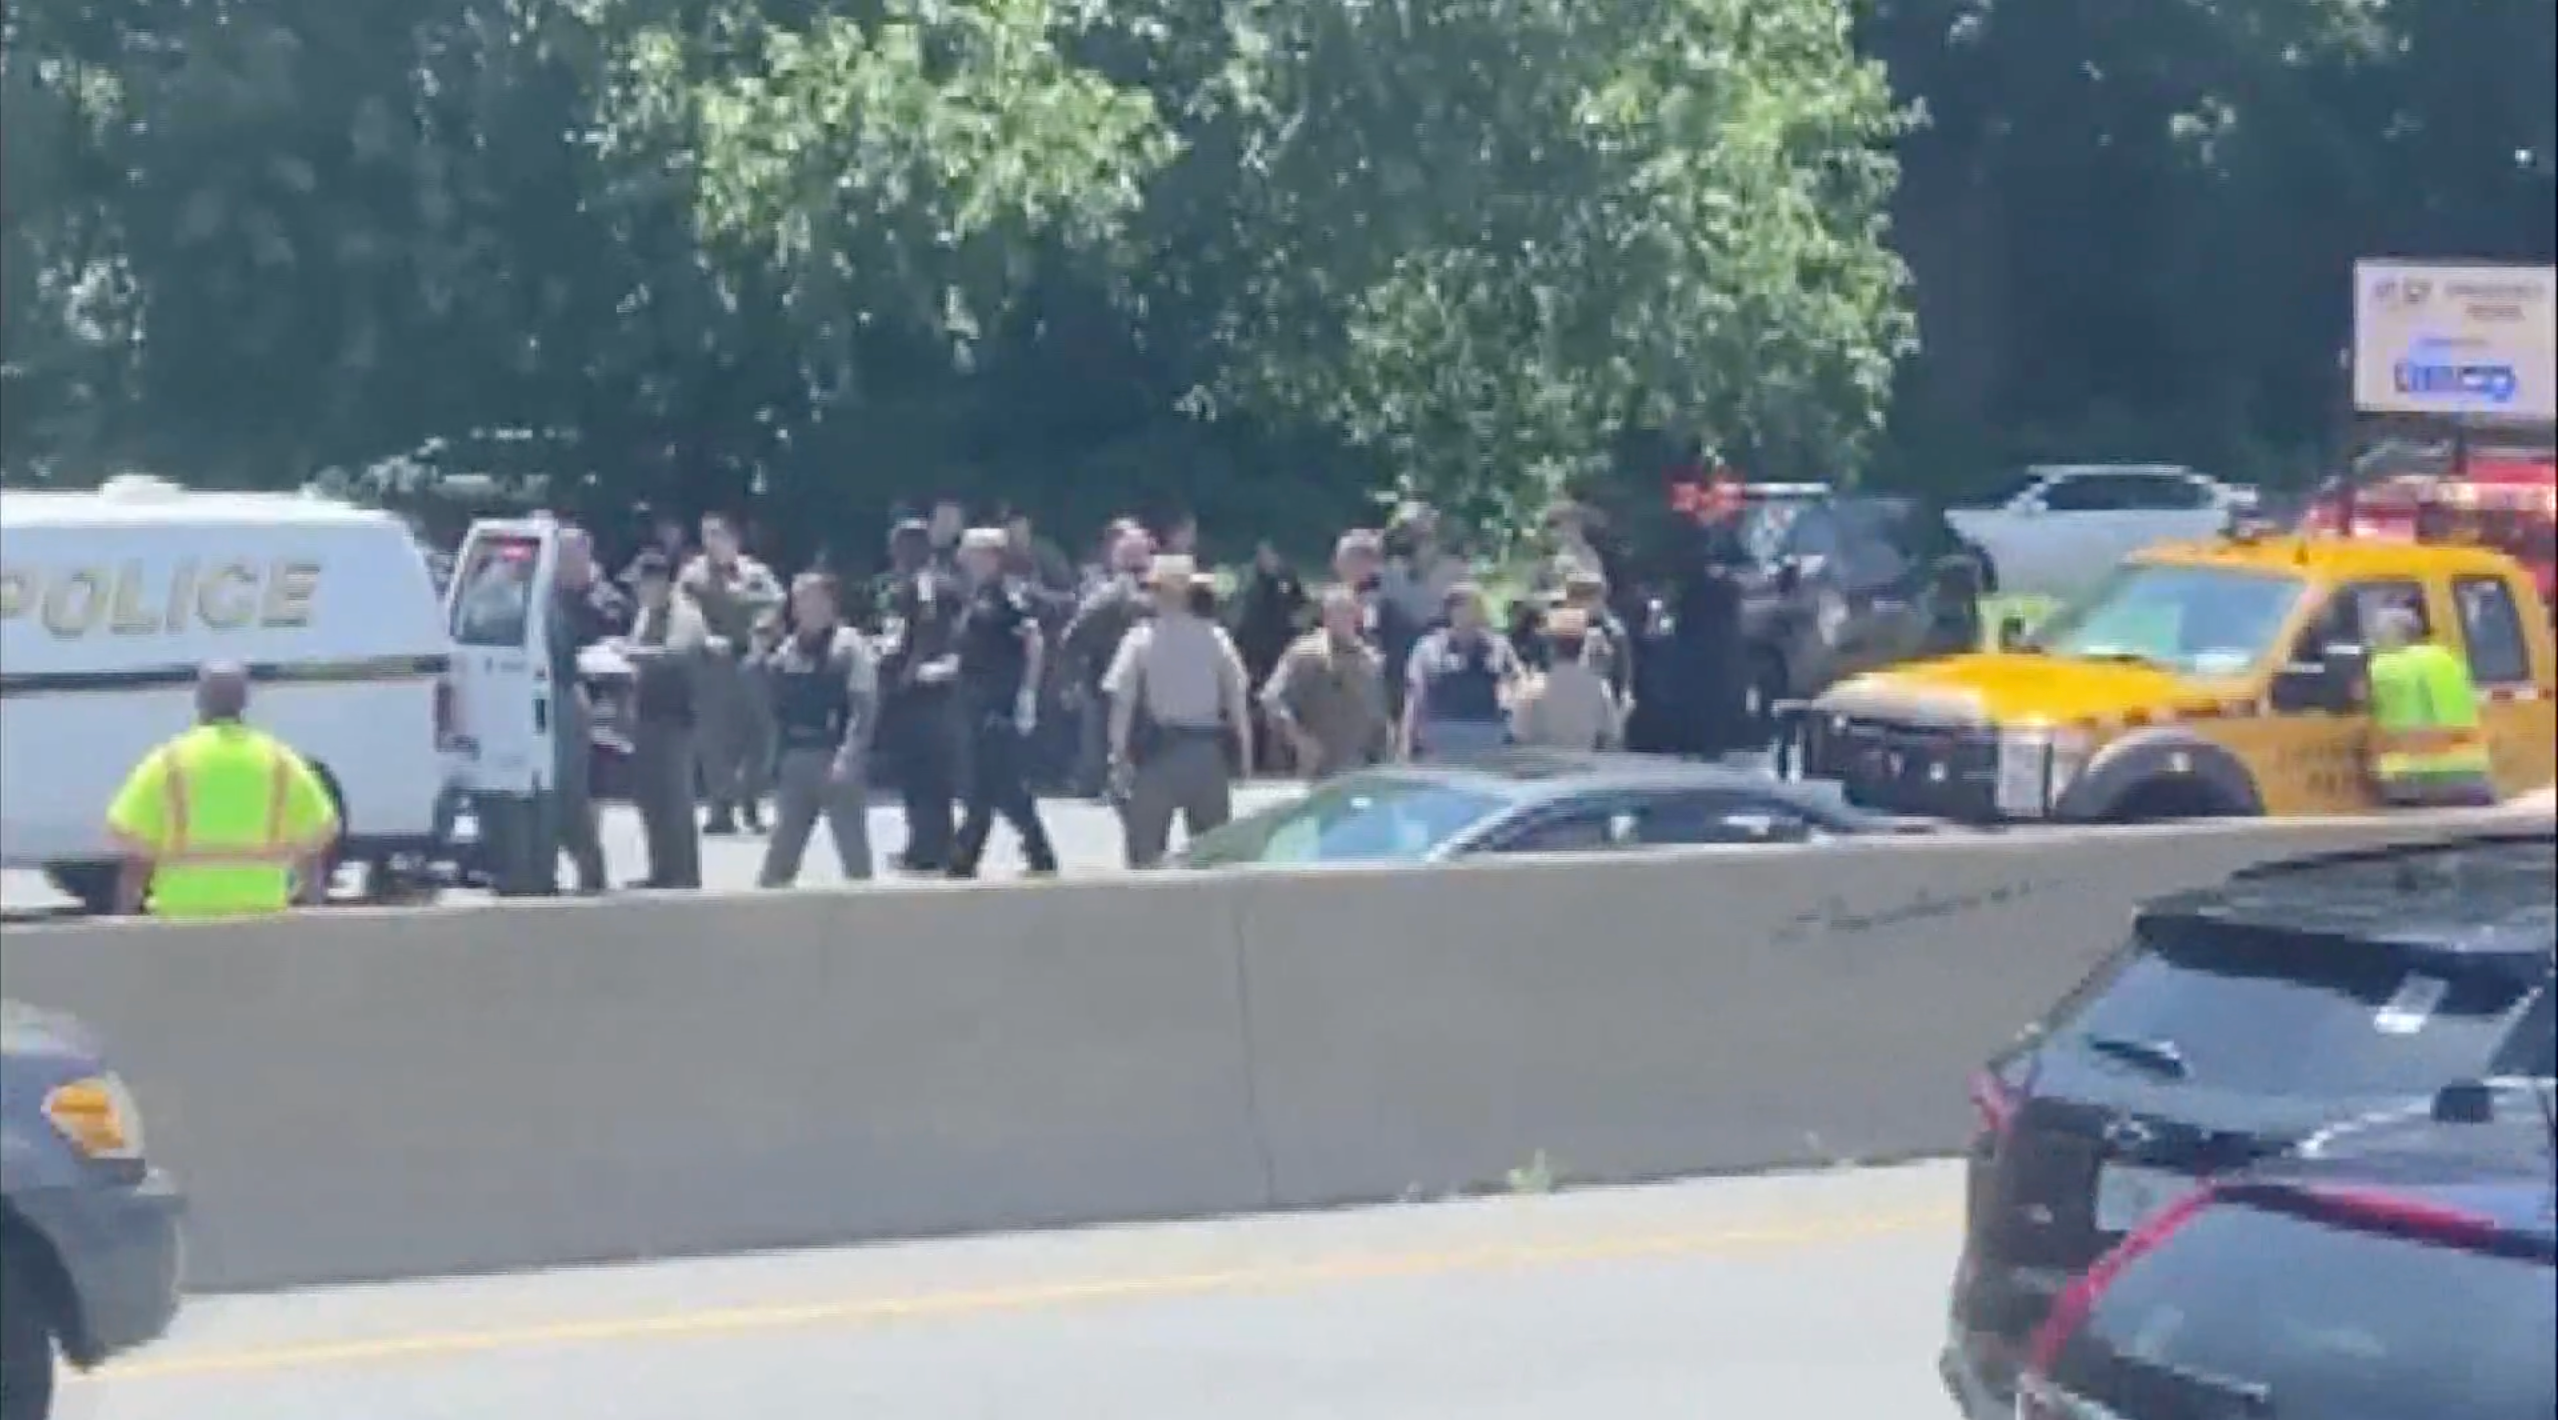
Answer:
[
  {"left": 2298, "top": 1184, "right": 2501, "bottom": 1246},
  {"left": 1969, "top": 1069, "right": 2020, "bottom": 1146},
  {"left": 434, "top": 676, "right": 462, "bottom": 748},
  {"left": 2025, "top": 1184, "right": 2217, "bottom": 1377}
]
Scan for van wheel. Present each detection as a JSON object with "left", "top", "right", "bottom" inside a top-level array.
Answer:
[
  {"left": 42, "top": 865, "right": 123, "bottom": 917},
  {"left": 0, "top": 1235, "right": 56, "bottom": 1420}
]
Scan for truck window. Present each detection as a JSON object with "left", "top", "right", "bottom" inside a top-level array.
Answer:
[
  {"left": 2291, "top": 580, "right": 2429, "bottom": 663},
  {"left": 2452, "top": 575, "right": 2532, "bottom": 685},
  {"left": 450, "top": 533, "right": 543, "bottom": 648}
]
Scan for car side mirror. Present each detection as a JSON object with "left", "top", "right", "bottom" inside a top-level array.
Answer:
[
  {"left": 2319, "top": 642, "right": 2370, "bottom": 702},
  {"left": 1996, "top": 615, "right": 2031, "bottom": 651},
  {"left": 2271, "top": 642, "right": 2365, "bottom": 712}
]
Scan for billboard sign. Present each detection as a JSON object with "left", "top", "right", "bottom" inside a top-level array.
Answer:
[{"left": 2352, "top": 260, "right": 2556, "bottom": 422}]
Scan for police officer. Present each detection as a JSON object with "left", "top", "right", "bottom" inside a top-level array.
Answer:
[
  {"left": 2364, "top": 602, "right": 2498, "bottom": 807},
  {"left": 757, "top": 572, "right": 879, "bottom": 886},
  {"left": 622, "top": 551, "right": 707, "bottom": 889},
  {"left": 1558, "top": 567, "right": 1635, "bottom": 705},
  {"left": 948, "top": 528, "right": 1060, "bottom": 878},
  {"left": 1260, "top": 585, "right": 1391, "bottom": 779},
  {"left": 105, "top": 662, "right": 340, "bottom": 917},
  {"left": 1679, "top": 518, "right": 1753, "bottom": 758},
  {"left": 542, "top": 527, "right": 622, "bottom": 895},
  {"left": 679, "top": 511, "right": 784, "bottom": 835},
  {"left": 875, "top": 518, "right": 966, "bottom": 872},
  {"left": 1060, "top": 528, "right": 1156, "bottom": 796},
  {"left": 1106, "top": 554, "right": 1253, "bottom": 867},
  {"left": 1510, "top": 608, "right": 1622, "bottom": 750},
  {"left": 1399, "top": 582, "right": 1522, "bottom": 761}
]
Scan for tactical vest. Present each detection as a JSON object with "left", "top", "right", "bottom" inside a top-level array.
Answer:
[
  {"left": 771, "top": 631, "right": 855, "bottom": 752},
  {"left": 1421, "top": 635, "right": 1505, "bottom": 724}
]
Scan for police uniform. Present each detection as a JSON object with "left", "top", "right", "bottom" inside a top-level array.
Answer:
[
  {"left": 106, "top": 719, "right": 339, "bottom": 918},
  {"left": 1259, "top": 626, "right": 1390, "bottom": 779},
  {"left": 1509, "top": 609, "right": 1622, "bottom": 750},
  {"left": 757, "top": 623, "right": 879, "bottom": 885},
  {"left": 544, "top": 573, "right": 624, "bottom": 894},
  {"left": 1105, "top": 557, "right": 1253, "bottom": 868},
  {"left": 624, "top": 563, "right": 708, "bottom": 888},
  {"left": 1061, "top": 571, "right": 1151, "bottom": 793},
  {"left": 678, "top": 551, "right": 784, "bottom": 832},
  {"left": 1405, "top": 625, "right": 1518, "bottom": 761},
  {"left": 949, "top": 538, "right": 1059, "bottom": 877},
  {"left": 875, "top": 531, "right": 967, "bottom": 871}
]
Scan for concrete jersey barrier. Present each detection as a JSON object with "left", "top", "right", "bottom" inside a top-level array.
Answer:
[{"left": 0, "top": 811, "right": 2535, "bottom": 1291}]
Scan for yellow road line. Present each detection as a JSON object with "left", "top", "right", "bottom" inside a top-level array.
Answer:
[{"left": 87, "top": 1206, "right": 1956, "bottom": 1383}]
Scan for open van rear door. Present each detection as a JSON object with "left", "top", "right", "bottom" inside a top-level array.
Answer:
[{"left": 442, "top": 518, "right": 559, "bottom": 797}]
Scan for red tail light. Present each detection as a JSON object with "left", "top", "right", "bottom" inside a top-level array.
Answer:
[
  {"left": 1968, "top": 1069, "right": 2020, "bottom": 1145},
  {"left": 2026, "top": 1184, "right": 2216, "bottom": 1375},
  {"left": 2297, "top": 1184, "right": 2501, "bottom": 1246},
  {"left": 434, "top": 677, "right": 461, "bottom": 748}
]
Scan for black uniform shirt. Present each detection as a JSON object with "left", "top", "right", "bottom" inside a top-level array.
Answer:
[
  {"left": 957, "top": 578, "right": 1036, "bottom": 716},
  {"left": 878, "top": 569, "right": 965, "bottom": 699}
]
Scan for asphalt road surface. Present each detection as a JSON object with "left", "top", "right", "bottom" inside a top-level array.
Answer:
[
  {"left": 70, "top": 1162, "right": 1963, "bottom": 1420},
  {"left": 1, "top": 785, "right": 1303, "bottom": 916}
]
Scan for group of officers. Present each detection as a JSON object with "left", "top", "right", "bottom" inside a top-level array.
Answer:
[{"left": 542, "top": 504, "right": 1675, "bottom": 890}]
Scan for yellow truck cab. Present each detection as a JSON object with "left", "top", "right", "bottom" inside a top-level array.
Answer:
[{"left": 1799, "top": 533, "right": 2556, "bottom": 823}]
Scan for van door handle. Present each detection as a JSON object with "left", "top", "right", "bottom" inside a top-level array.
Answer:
[{"left": 534, "top": 696, "right": 549, "bottom": 735}]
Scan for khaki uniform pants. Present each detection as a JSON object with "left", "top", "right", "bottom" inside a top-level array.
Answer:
[
  {"left": 1124, "top": 733, "right": 1233, "bottom": 868},
  {"left": 631, "top": 719, "right": 701, "bottom": 888},
  {"left": 760, "top": 747, "right": 873, "bottom": 886},
  {"left": 694, "top": 655, "right": 761, "bottom": 815}
]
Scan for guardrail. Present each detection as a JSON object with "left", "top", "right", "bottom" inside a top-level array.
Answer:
[{"left": 1, "top": 810, "right": 2536, "bottom": 1292}]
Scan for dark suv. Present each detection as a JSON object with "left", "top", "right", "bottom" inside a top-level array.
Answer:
[
  {"left": 2, "top": 1002, "right": 185, "bottom": 1420},
  {"left": 2014, "top": 1092, "right": 2556, "bottom": 1420},
  {"left": 1942, "top": 830, "right": 2557, "bottom": 1417}
]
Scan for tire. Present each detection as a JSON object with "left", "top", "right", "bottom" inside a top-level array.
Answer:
[
  {"left": 0, "top": 1235, "right": 56, "bottom": 1420},
  {"left": 41, "top": 865, "right": 122, "bottom": 917}
]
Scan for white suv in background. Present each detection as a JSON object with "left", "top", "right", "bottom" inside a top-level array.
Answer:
[{"left": 1945, "top": 463, "right": 2258, "bottom": 599}]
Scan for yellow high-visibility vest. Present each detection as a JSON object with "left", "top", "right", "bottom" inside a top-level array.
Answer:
[
  {"left": 2366, "top": 641, "right": 2492, "bottom": 788},
  {"left": 105, "top": 722, "right": 339, "bottom": 918}
]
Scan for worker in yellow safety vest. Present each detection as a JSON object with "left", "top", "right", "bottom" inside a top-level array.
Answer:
[
  {"left": 105, "top": 662, "right": 342, "bottom": 917},
  {"left": 2363, "top": 604, "right": 2498, "bottom": 809}
]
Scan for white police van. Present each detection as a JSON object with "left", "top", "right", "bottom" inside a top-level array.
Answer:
[
  {"left": 0, "top": 475, "right": 458, "bottom": 911},
  {"left": 438, "top": 516, "right": 617, "bottom": 889}
]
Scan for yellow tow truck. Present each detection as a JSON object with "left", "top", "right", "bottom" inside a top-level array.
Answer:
[{"left": 1792, "top": 531, "right": 2556, "bottom": 823}]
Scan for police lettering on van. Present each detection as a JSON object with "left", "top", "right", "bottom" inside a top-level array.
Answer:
[{"left": 0, "top": 559, "right": 322, "bottom": 639}]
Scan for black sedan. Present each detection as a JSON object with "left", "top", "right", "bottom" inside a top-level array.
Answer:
[{"left": 1175, "top": 750, "right": 1903, "bottom": 869}]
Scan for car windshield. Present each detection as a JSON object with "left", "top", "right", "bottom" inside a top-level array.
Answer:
[
  {"left": 2051, "top": 920, "right": 2535, "bottom": 1099},
  {"left": 2075, "top": 1200, "right": 2555, "bottom": 1420},
  {"left": 1179, "top": 774, "right": 1512, "bottom": 868},
  {"left": 1961, "top": 470, "right": 2050, "bottom": 508},
  {"left": 2029, "top": 562, "right": 2306, "bottom": 676}
]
